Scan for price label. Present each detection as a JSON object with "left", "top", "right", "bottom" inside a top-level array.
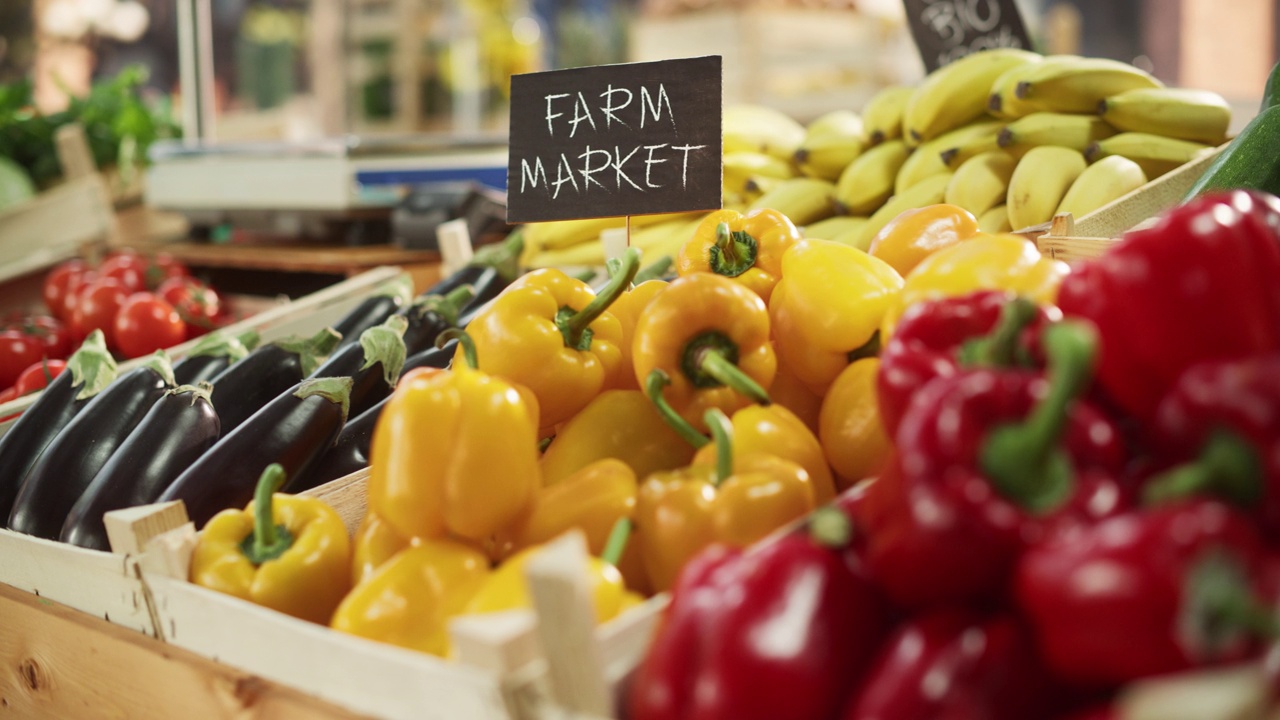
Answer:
[
  {"left": 903, "top": 0, "right": 1034, "bottom": 72},
  {"left": 506, "top": 56, "right": 723, "bottom": 224}
]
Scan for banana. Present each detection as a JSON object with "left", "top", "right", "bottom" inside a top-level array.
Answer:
[
  {"left": 834, "top": 139, "right": 910, "bottom": 215},
  {"left": 526, "top": 215, "right": 706, "bottom": 269},
  {"left": 945, "top": 151, "right": 1017, "bottom": 217},
  {"left": 828, "top": 219, "right": 873, "bottom": 251},
  {"left": 723, "top": 152, "right": 796, "bottom": 195},
  {"left": 903, "top": 48, "right": 1041, "bottom": 145},
  {"left": 987, "top": 56, "right": 1067, "bottom": 119},
  {"left": 1056, "top": 155, "right": 1148, "bottom": 219},
  {"left": 1098, "top": 87, "right": 1231, "bottom": 145},
  {"left": 638, "top": 216, "right": 708, "bottom": 269},
  {"left": 855, "top": 173, "right": 953, "bottom": 249},
  {"left": 724, "top": 104, "right": 807, "bottom": 162},
  {"left": 862, "top": 85, "right": 914, "bottom": 145},
  {"left": 897, "top": 120, "right": 1002, "bottom": 193},
  {"left": 976, "top": 204, "right": 1013, "bottom": 233},
  {"left": 997, "top": 112, "right": 1117, "bottom": 153},
  {"left": 795, "top": 111, "right": 866, "bottom": 181},
  {"left": 803, "top": 215, "right": 869, "bottom": 242},
  {"left": 744, "top": 174, "right": 783, "bottom": 201},
  {"left": 938, "top": 122, "right": 1010, "bottom": 168},
  {"left": 1006, "top": 146, "right": 1087, "bottom": 230},
  {"left": 1084, "top": 132, "right": 1213, "bottom": 179},
  {"left": 748, "top": 177, "right": 838, "bottom": 226},
  {"left": 1014, "top": 56, "right": 1163, "bottom": 115}
]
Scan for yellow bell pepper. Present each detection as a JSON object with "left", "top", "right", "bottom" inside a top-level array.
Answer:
[
  {"left": 608, "top": 279, "right": 669, "bottom": 392},
  {"left": 539, "top": 389, "right": 695, "bottom": 486},
  {"left": 636, "top": 410, "right": 816, "bottom": 592},
  {"left": 368, "top": 332, "right": 540, "bottom": 544},
  {"left": 867, "top": 203, "right": 979, "bottom": 277},
  {"left": 466, "top": 522, "right": 643, "bottom": 624},
  {"left": 819, "top": 358, "right": 892, "bottom": 490},
  {"left": 330, "top": 539, "right": 490, "bottom": 657},
  {"left": 352, "top": 510, "right": 415, "bottom": 586},
  {"left": 880, "top": 233, "right": 1069, "bottom": 341},
  {"left": 770, "top": 239, "right": 905, "bottom": 395},
  {"left": 675, "top": 209, "right": 801, "bottom": 303},
  {"left": 690, "top": 403, "right": 836, "bottom": 506},
  {"left": 632, "top": 272, "right": 777, "bottom": 433},
  {"left": 770, "top": 352, "right": 824, "bottom": 437},
  {"left": 461, "top": 248, "right": 638, "bottom": 428},
  {"left": 191, "top": 464, "right": 351, "bottom": 625}
]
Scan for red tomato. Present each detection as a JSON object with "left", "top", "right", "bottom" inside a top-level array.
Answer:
[
  {"left": 145, "top": 253, "right": 191, "bottom": 289},
  {"left": 3, "top": 315, "right": 72, "bottom": 359},
  {"left": 60, "top": 270, "right": 99, "bottom": 325},
  {"left": 0, "top": 387, "right": 17, "bottom": 405},
  {"left": 157, "top": 276, "right": 221, "bottom": 339},
  {"left": 43, "top": 259, "right": 92, "bottom": 322},
  {"left": 0, "top": 331, "right": 48, "bottom": 389},
  {"left": 72, "top": 277, "right": 130, "bottom": 348},
  {"left": 99, "top": 253, "right": 148, "bottom": 293},
  {"left": 115, "top": 293, "right": 186, "bottom": 358},
  {"left": 15, "top": 358, "right": 67, "bottom": 396}
]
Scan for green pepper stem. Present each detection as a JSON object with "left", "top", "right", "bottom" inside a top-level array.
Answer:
[
  {"left": 634, "top": 256, "right": 673, "bottom": 284},
  {"left": 1144, "top": 430, "right": 1262, "bottom": 507},
  {"left": 959, "top": 296, "right": 1040, "bottom": 367},
  {"left": 437, "top": 328, "right": 479, "bottom": 369},
  {"left": 1185, "top": 549, "right": 1280, "bottom": 652},
  {"left": 561, "top": 248, "right": 640, "bottom": 348},
  {"left": 699, "top": 351, "right": 772, "bottom": 405},
  {"left": 704, "top": 408, "right": 735, "bottom": 488},
  {"left": 601, "top": 517, "right": 632, "bottom": 568},
  {"left": 979, "top": 321, "right": 1098, "bottom": 513},
  {"left": 242, "top": 464, "right": 295, "bottom": 566},
  {"left": 708, "top": 223, "right": 759, "bottom": 279},
  {"left": 645, "top": 370, "right": 709, "bottom": 449},
  {"left": 808, "top": 507, "right": 854, "bottom": 549}
]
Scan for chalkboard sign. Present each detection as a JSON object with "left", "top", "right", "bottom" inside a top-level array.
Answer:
[
  {"left": 904, "top": 0, "right": 1034, "bottom": 73},
  {"left": 506, "top": 56, "right": 723, "bottom": 224}
]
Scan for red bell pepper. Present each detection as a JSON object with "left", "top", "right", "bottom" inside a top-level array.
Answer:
[
  {"left": 877, "top": 290, "right": 1059, "bottom": 436},
  {"left": 1015, "top": 500, "right": 1275, "bottom": 688},
  {"left": 1145, "top": 354, "right": 1280, "bottom": 538},
  {"left": 1057, "top": 189, "right": 1280, "bottom": 426},
  {"left": 841, "top": 610, "right": 1059, "bottom": 720},
  {"left": 1059, "top": 708, "right": 1117, "bottom": 720},
  {"left": 628, "top": 507, "right": 886, "bottom": 720},
  {"left": 866, "top": 320, "right": 1129, "bottom": 609}
]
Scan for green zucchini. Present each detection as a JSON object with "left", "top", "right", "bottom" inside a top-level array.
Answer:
[
  {"left": 1184, "top": 106, "right": 1280, "bottom": 199},
  {"left": 1261, "top": 60, "right": 1280, "bottom": 112}
]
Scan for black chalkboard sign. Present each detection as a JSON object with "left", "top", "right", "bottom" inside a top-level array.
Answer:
[
  {"left": 506, "top": 56, "right": 723, "bottom": 224},
  {"left": 904, "top": 0, "right": 1034, "bottom": 73}
]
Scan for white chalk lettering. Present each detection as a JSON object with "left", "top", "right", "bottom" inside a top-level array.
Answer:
[
  {"left": 569, "top": 92, "right": 597, "bottom": 138},
  {"left": 600, "top": 85, "right": 633, "bottom": 130},
  {"left": 520, "top": 156, "right": 548, "bottom": 193},
  {"left": 613, "top": 145, "right": 642, "bottom": 191},
  {"left": 552, "top": 153, "right": 580, "bottom": 199},
  {"left": 640, "top": 84, "right": 675, "bottom": 129},
  {"left": 671, "top": 145, "right": 706, "bottom": 189},
  {"left": 643, "top": 144, "right": 668, "bottom": 188},
  {"left": 544, "top": 93, "right": 569, "bottom": 135},
  {"left": 579, "top": 146, "right": 612, "bottom": 192}
]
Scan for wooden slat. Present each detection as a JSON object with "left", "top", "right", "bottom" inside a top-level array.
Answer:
[
  {"left": 1036, "top": 235, "right": 1120, "bottom": 263},
  {"left": 1072, "top": 144, "right": 1225, "bottom": 240},
  {"left": 0, "top": 582, "right": 370, "bottom": 720},
  {"left": 299, "top": 468, "right": 370, "bottom": 537}
]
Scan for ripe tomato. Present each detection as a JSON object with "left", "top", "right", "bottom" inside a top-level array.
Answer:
[
  {"left": 157, "top": 276, "right": 221, "bottom": 339},
  {"left": 72, "top": 277, "right": 130, "bottom": 349},
  {"left": 14, "top": 358, "right": 67, "bottom": 396},
  {"left": 99, "top": 253, "right": 148, "bottom": 293},
  {"left": 60, "top": 269, "right": 99, "bottom": 325},
  {"left": 43, "top": 259, "right": 92, "bottom": 322},
  {"left": 115, "top": 293, "right": 186, "bottom": 359},
  {"left": 3, "top": 315, "right": 72, "bottom": 359},
  {"left": 0, "top": 331, "right": 48, "bottom": 389},
  {"left": 145, "top": 253, "right": 191, "bottom": 289}
]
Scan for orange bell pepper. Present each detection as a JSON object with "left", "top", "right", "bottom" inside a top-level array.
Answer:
[
  {"left": 632, "top": 272, "right": 776, "bottom": 433},
  {"left": 819, "top": 358, "right": 892, "bottom": 490},
  {"left": 868, "top": 204, "right": 980, "bottom": 277},
  {"left": 606, "top": 278, "right": 669, "bottom": 392},
  {"left": 539, "top": 389, "right": 694, "bottom": 486},
  {"left": 770, "top": 352, "right": 824, "bottom": 436},
  {"left": 351, "top": 510, "right": 415, "bottom": 586},
  {"left": 675, "top": 209, "right": 802, "bottom": 303},
  {"left": 690, "top": 404, "right": 836, "bottom": 506}
]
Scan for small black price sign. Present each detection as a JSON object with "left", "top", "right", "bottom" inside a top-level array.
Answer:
[
  {"left": 904, "top": 0, "right": 1034, "bottom": 72},
  {"left": 506, "top": 55, "right": 723, "bottom": 224}
]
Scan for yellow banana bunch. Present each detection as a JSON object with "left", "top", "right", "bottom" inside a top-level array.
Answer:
[
  {"left": 945, "top": 151, "right": 1017, "bottom": 217},
  {"left": 1097, "top": 88, "right": 1231, "bottom": 145},
  {"left": 897, "top": 120, "right": 1002, "bottom": 193},
  {"left": 987, "top": 56, "right": 1061, "bottom": 119},
  {"left": 1084, "top": 132, "right": 1213, "bottom": 179},
  {"left": 1013, "top": 56, "right": 1163, "bottom": 115},
  {"left": 856, "top": 172, "right": 953, "bottom": 249},
  {"left": 724, "top": 104, "right": 807, "bottom": 162},
  {"left": 834, "top": 139, "right": 910, "bottom": 216},
  {"left": 724, "top": 152, "right": 796, "bottom": 195},
  {"left": 795, "top": 110, "right": 866, "bottom": 181},
  {"left": 524, "top": 214, "right": 704, "bottom": 269},
  {"left": 1006, "top": 146, "right": 1087, "bottom": 230},
  {"left": 748, "top": 177, "right": 837, "bottom": 226},
  {"left": 803, "top": 216, "right": 870, "bottom": 249},
  {"left": 976, "top": 204, "right": 1013, "bottom": 233},
  {"left": 1056, "top": 155, "right": 1148, "bottom": 219},
  {"left": 903, "top": 48, "right": 1040, "bottom": 145},
  {"left": 997, "top": 112, "right": 1117, "bottom": 154},
  {"left": 862, "top": 85, "right": 914, "bottom": 145}
]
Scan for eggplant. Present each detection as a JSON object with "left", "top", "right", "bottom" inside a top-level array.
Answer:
[
  {"left": 8, "top": 352, "right": 175, "bottom": 539},
  {"left": 330, "top": 275, "right": 414, "bottom": 350},
  {"left": 60, "top": 383, "right": 220, "bottom": 550},
  {"left": 209, "top": 327, "right": 341, "bottom": 435},
  {"left": 396, "top": 285, "right": 474, "bottom": 356},
  {"left": 158, "top": 376, "right": 352, "bottom": 527},
  {"left": 291, "top": 340, "right": 455, "bottom": 492},
  {"left": 307, "top": 315, "right": 407, "bottom": 419},
  {"left": 172, "top": 329, "right": 260, "bottom": 386},
  {"left": 0, "top": 331, "right": 118, "bottom": 519}
]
